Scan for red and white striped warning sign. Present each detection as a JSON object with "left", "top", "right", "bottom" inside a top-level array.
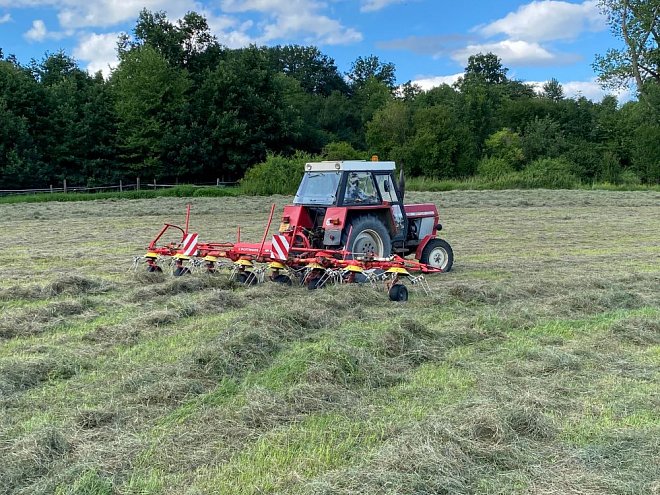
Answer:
[
  {"left": 181, "top": 233, "right": 199, "bottom": 256},
  {"left": 271, "top": 234, "right": 290, "bottom": 260}
]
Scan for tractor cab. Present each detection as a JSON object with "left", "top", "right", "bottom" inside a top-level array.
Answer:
[{"left": 290, "top": 160, "right": 406, "bottom": 243}]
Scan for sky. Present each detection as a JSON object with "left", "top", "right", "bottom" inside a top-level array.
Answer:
[{"left": 0, "top": 0, "right": 630, "bottom": 101}]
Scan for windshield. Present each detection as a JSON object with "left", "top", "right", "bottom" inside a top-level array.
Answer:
[{"left": 294, "top": 172, "right": 341, "bottom": 205}]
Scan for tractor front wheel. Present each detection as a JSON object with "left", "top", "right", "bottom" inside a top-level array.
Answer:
[
  {"left": 343, "top": 215, "right": 391, "bottom": 259},
  {"left": 420, "top": 238, "right": 453, "bottom": 272}
]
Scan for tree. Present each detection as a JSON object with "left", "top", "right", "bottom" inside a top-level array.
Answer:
[
  {"left": 522, "top": 116, "right": 567, "bottom": 162},
  {"left": 460, "top": 52, "right": 509, "bottom": 87},
  {"left": 193, "top": 47, "right": 296, "bottom": 178},
  {"left": 542, "top": 78, "right": 565, "bottom": 101},
  {"left": 402, "top": 106, "right": 474, "bottom": 178},
  {"left": 267, "top": 45, "right": 347, "bottom": 96},
  {"left": 366, "top": 100, "right": 413, "bottom": 158},
  {"left": 124, "top": 9, "right": 222, "bottom": 72},
  {"left": 594, "top": 0, "right": 660, "bottom": 92},
  {"left": 112, "top": 45, "right": 191, "bottom": 179},
  {"left": 347, "top": 55, "right": 396, "bottom": 90}
]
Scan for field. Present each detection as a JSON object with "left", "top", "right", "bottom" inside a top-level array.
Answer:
[{"left": 1, "top": 190, "right": 658, "bottom": 494}]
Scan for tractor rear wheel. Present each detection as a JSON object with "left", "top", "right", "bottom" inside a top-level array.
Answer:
[
  {"left": 343, "top": 215, "right": 391, "bottom": 258},
  {"left": 420, "top": 238, "right": 453, "bottom": 272}
]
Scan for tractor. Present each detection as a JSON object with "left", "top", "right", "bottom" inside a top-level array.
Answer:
[{"left": 280, "top": 159, "right": 453, "bottom": 272}]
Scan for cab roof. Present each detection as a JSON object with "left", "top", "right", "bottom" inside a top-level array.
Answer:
[{"left": 304, "top": 160, "right": 396, "bottom": 172}]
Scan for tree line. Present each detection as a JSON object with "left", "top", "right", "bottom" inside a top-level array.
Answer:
[{"left": 0, "top": 5, "right": 657, "bottom": 190}]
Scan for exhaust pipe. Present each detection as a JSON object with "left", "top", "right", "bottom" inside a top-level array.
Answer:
[{"left": 399, "top": 167, "right": 406, "bottom": 203}]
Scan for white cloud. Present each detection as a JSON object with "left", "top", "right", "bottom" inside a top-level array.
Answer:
[
  {"left": 360, "top": 0, "right": 405, "bottom": 12},
  {"left": 57, "top": 0, "right": 195, "bottom": 29},
  {"left": 561, "top": 79, "right": 632, "bottom": 102},
  {"left": 4, "top": 0, "right": 361, "bottom": 46},
  {"left": 411, "top": 73, "right": 463, "bottom": 90},
  {"left": 201, "top": 12, "right": 256, "bottom": 48},
  {"left": 451, "top": 40, "right": 580, "bottom": 67},
  {"left": 0, "top": 0, "right": 197, "bottom": 29},
  {"left": 414, "top": 75, "right": 632, "bottom": 103},
  {"left": 24, "top": 18, "right": 73, "bottom": 42},
  {"left": 0, "top": 13, "right": 11, "bottom": 24},
  {"left": 221, "top": 0, "right": 362, "bottom": 44},
  {"left": 479, "top": 0, "right": 606, "bottom": 42},
  {"left": 24, "top": 19, "right": 48, "bottom": 41},
  {"left": 73, "top": 31, "right": 121, "bottom": 78}
]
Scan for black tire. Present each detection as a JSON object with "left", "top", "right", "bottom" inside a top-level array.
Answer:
[
  {"left": 343, "top": 215, "right": 391, "bottom": 259},
  {"left": 273, "top": 274, "right": 292, "bottom": 286},
  {"left": 238, "top": 272, "right": 257, "bottom": 285},
  {"left": 307, "top": 278, "right": 323, "bottom": 290},
  {"left": 420, "top": 238, "right": 453, "bottom": 272},
  {"left": 147, "top": 265, "right": 162, "bottom": 273},
  {"left": 173, "top": 267, "right": 190, "bottom": 276},
  {"left": 388, "top": 284, "right": 409, "bottom": 302}
]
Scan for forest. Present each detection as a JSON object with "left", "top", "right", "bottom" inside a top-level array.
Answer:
[{"left": 0, "top": 5, "right": 658, "bottom": 190}]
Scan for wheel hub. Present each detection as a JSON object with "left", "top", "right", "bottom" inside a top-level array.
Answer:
[
  {"left": 354, "top": 229, "right": 384, "bottom": 256},
  {"left": 430, "top": 247, "right": 448, "bottom": 269}
]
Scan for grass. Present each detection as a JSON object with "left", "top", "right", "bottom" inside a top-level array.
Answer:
[
  {"left": 406, "top": 176, "right": 660, "bottom": 192},
  {"left": 2, "top": 177, "right": 658, "bottom": 205},
  {"left": 0, "top": 189, "right": 658, "bottom": 494}
]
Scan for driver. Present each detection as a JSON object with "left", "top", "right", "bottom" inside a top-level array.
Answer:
[{"left": 346, "top": 174, "right": 373, "bottom": 202}]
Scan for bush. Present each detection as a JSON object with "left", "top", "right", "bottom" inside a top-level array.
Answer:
[
  {"left": 484, "top": 129, "right": 524, "bottom": 168},
  {"left": 521, "top": 158, "right": 579, "bottom": 189},
  {"left": 239, "top": 152, "right": 314, "bottom": 196},
  {"left": 322, "top": 142, "right": 367, "bottom": 160},
  {"left": 618, "top": 169, "right": 642, "bottom": 186},
  {"left": 477, "top": 157, "right": 515, "bottom": 179}
]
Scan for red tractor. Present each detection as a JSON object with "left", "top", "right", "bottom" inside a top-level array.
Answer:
[{"left": 280, "top": 159, "right": 453, "bottom": 272}]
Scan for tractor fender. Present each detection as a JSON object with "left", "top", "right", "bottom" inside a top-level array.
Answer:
[
  {"left": 415, "top": 234, "right": 436, "bottom": 261},
  {"left": 322, "top": 207, "right": 348, "bottom": 246},
  {"left": 325, "top": 207, "right": 396, "bottom": 237}
]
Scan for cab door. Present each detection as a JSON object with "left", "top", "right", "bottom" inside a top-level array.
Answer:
[{"left": 375, "top": 172, "right": 406, "bottom": 241}]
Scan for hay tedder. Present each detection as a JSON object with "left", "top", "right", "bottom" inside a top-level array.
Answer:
[{"left": 137, "top": 159, "right": 453, "bottom": 301}]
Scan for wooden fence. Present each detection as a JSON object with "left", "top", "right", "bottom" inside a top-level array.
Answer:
[{"left": 0, "top": 178, "right": 238, "bottom": 197}]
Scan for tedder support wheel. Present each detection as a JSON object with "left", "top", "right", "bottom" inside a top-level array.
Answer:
[
  {"left": 238, "top": 272, "right": 258, "bottom": 286},
  {"left": 388, "top": 284, "right": 409, "bottom": 302},
  {"left": 420, "top": 238, "right": 454, "bottom": 272},
  {"left": 343, "top": 215, "right": 392, "bottom": 259},
  {"left": 273, "top": 274, "right": 292, "bottom": 286},
  {"left": 307, "top": 278, "right": 323, "bottom": 290}
]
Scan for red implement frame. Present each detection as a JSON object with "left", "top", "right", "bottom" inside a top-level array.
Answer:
[{"left": 145, "top": 204, "right": 443, "bottom": 274}]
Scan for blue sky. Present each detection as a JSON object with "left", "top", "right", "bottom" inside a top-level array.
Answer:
[{"left": 0, "top": 0, "right": 628, "bottom": 100}]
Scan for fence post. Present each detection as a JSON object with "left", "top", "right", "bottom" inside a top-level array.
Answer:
[
  {"left": 119, "top": 180, "right": 123, "bottom": 193},
  {"left": 63, "top": 179, "right": 67, "bottom": 194},
  {"left": 216, "top": 178, "right": 220, "bottom": 186},
  {"left": 50, "top": 184, "right": 53, "bottom": 194},
  {"left": 137, "top": 177, "right": 140, "bottom": 191},
  {"left": 153, "top": 178, "right": 157, "bottom": 189}
]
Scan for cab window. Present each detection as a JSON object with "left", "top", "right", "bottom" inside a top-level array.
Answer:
[
  {"left": 376, "top": 174, "right": 399, "bottom": 203},
  {"left": 343, "top": 172, "right": 379, "bottom": 205}
]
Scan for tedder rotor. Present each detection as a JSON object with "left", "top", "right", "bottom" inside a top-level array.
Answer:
[{"left": 137, "top": 159, "right": 454, "bottom": 301}]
